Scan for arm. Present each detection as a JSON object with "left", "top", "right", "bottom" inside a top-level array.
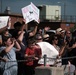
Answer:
[
  {"left": 17, "top": 31, "right": 25, "bottom": 45},
  {"left": 59, "top": 46, "right": 65, "bottom": 56},
  {"left": 0, "top": 26, "right": 7, "bottom": 34},
  {"left": 0, "top": 56, "right": 8, "bottom": 62},
  {"left": 14, "top": 39, "right": 21, "bottom": 51},
  {"left": 22, "top": 19, "right": 39, "bottom": 37},
  {"left": 29, "top": 25, "right": 38, "bottom": 37},
  {"left": 4, "top": 41, "right": 15, "bottom": 53}
]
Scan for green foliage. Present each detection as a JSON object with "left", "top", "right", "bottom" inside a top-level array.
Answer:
[{"left": 70, "top": 23, "right": 76, "bottom": 32}]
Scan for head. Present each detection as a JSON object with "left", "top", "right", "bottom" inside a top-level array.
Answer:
[
  {"left": 2, "top": 29, "right": 9, "bottom": 37},
  {"left": 27, "top": 38, "right": 36, "bottom": 49},
  {"left": 35, "top": 34, "right": 43, "bottom": 43},
  {"left": 65, "top": 30, "right": 71, "bottom": 38},
  {"left": 51, "top": 34, "right": 58, "bottom": 45},
  {"left": 37, "top": 28, "right": 42, "bottom": 34},
  {"left": 60, "top": 30, "right": 65, "bottom": 38},
  {"left": 2, "top": 36, "right": 12, "bottom": 46},
  {"left": 44, "top": 26, "right": 50, "bottom": 31},
  {"left": 43, "top": 34, "right": 50, "bottom": 42},
  {"left": 56, "top": 28, "right": 63, "bottom": 35},
  {"left": 14, "top": 22, "right": 23, "bottom": 30}
]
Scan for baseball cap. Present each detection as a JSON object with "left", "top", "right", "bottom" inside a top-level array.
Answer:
[
  {"left": 56, "top": 28, "right": 63, "bottom": 32},
  {"left": 43, "top": 34, "right": 49, "bottom": 39}
]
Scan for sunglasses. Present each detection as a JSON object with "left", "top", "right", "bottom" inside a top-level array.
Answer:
[{"left": 54, "top": 38, "right": 58, "bottom": 40}]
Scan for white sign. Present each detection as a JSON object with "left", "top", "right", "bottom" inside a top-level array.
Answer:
[
  {"left": 0, "top": 16, "right": 9, "bottom": 29},
  {"left": 21, "top": 2, "right": 39, "bottom": 24}
]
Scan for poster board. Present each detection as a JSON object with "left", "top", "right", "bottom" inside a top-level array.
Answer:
[
  {"left": 0, "top": 16, "right": 9, "bottom": 29},
  {"left": 21, "top": 2, "right": 39, "bottom": 24}
]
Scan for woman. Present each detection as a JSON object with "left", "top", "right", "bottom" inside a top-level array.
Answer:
[
  {"left": 50, "top": 34, "right": 66, "bottom": 67},
  {"left": 0, "top": 36, "right": 21, "bottom": 75}
]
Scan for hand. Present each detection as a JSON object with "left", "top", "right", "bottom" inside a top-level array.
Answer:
[
  {"left": 2, "top": 58, "right": 8, "bottom": 62},
  {"left": 72, "top": 43, "right": 76, "bottom": 48},
  {"left": 34, "top": 57, "right": 39, "bottom": 60},
  {"left": 22, "top": 19, "right": 26, "bottom": 24},
  {"left": 11, "top": 38, "right": 16, "bottom": 44}
]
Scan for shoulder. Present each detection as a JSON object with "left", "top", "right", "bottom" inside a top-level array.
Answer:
[{"left": 0, "top": 46, "right": 6, "bottom": 52}]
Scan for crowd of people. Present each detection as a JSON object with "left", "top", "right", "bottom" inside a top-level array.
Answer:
[{"left": 0, "top": 19, "right": 76, "bottom": 75}]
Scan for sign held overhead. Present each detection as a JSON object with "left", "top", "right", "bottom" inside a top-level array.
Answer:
[{"left": 21, "top": 2, "right": 40, "bottom": 24}]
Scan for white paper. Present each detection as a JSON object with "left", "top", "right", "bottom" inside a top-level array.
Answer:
[
  {"left": 0, "top": 16, "right": 9, "bottom": 29},
  {"left": 21, "top": 2, "right": 39, "bottom": 24},
  {"left": 37, "top": 42, "right": 59, "bottom": 65}
]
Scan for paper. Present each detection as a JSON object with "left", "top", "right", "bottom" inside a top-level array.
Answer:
[
  {"left": 21, "top": 2, "right": 39, "bottom": 24},
  {"left": 0, "top": 16, "right": 9, "bottom": 29}
]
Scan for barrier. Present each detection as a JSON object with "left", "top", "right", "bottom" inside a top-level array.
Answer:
[
  {"left": 0, "top": 55, "right": 76, "bottom": 75},
  {"left": 35, "top": 66, "right": 64, "bottom": 75}
]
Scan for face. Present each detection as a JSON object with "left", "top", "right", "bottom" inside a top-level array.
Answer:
[
  {"left": 53, "top": 37, "right": 58, "bottom": 44},
  {"left": 66, "top": 31, "right": 71, "bottom": 37},
  {"left": 28, "top": 43, "right": 35, "bottom": 49},
  {"left": 4, "top": 31, "right": 9, "bottom": 37},
  {"left": 5, "top": 38, "right": 12, "bottom": 46},
  {"left": 61, "top": 32, "right": 65, "bottom": 38},
  {"left": 37, "top": 36, "right": 43, "bottom": 42}
]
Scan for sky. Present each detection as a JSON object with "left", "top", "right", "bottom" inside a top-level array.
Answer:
[{"left": 1, "top": 0, "right": 76, "bottom": 15}]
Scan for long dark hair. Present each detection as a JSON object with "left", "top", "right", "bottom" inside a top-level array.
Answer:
[{"left": 2, "top": 36, "right": 11, "bottom": 46}]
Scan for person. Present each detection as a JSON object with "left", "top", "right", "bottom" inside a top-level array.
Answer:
[
  {"left": 35, "top": 33, "right": 43, "bottom": 43},
  {"left": 9, "top": 20, "right": 39, "bottom": 49},
  {"left": 42, "top": 26, "right": 50, "bottom": 36},
  {"left": 24, "top": 38, "right": 41, "bottom": 75},
  {"left": 43, "top": 34, "right": 50, "bottom": 43},
  {"left": 50, "top": 34, "right": 66, "bottom": 67},
  {"left": 15, "top": 31, "right": 26, "bottom": 75},
  {"left": 56, "top": 28, "right": 63, "bottom": 35},
  {"left": 36, "top": 28, "right": 42, "bottom": 34},
  {"left": 0, "top": 17, "right": 12, "bottom": 46},
  {"left": 0, "top": 54, "right": 8, "bottom": 75},
  {"left": 61, "top": 30, "right": 76, "bottom": 75},
  {"left": 62, "top": 30, "right": 76, "bottom": 65},
  {"left": 0, "top": 36, "right": 21, "bottom": 75}
]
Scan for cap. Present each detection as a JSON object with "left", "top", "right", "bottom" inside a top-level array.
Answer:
[
  {"left": 43, "top": 34, "right": 49, "bottom": 39},
  {"left": 61, "top": 30, "right": 65, "bottom": 33},
  {"left": 56, "top": 28, "right": 63, "bottom": 32}
]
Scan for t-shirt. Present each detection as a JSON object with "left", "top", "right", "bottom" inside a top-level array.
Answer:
[
  {"left": 25, "top": 47, "right": 35, "bottom": 66},
  {"left": 0, "top": 46, "right": 17, "bottom": 69}
]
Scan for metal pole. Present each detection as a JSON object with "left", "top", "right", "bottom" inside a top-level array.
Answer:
[
  {"left": 44, "top": 55, "right": 47, "bottom": 66},
  {"left": 0, "top": 0, "right": 2, "bottom": 13}
]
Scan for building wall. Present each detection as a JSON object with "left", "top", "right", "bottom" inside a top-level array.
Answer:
[
  {"left": 61, "top": 22, "right": 75, "bottom": 30},
  {"left": 0, "top": 13, "right": 23, "bottom": 29},
  {"left": 0, "top": 13, "right": 75, "bottom": 31},
  {"left": 40, "top": 5, "right": 61, "bottom": 20}
]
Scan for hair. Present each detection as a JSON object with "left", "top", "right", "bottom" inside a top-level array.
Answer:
[
  {"left": 2, "top": 29, "right": 9, "bottom": 34},
  {"left": 2, "top": 36, "right": 11, "bottom": 45},
  {"left": 27, "top": 38, "right": 36, "bottom": 46},
  {"left": 50, "top": 34, "right": 58, "bottom": 44},
  {"left": 35, "top": 33, "right": 43, "bottom": 40},
  {"left": 14, "top": 22, "right": 22, "bottom": 29}
]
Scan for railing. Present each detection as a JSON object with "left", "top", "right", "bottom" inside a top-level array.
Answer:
[{"left": 40, "top": 15, "right": 76, "bottom": 23}]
